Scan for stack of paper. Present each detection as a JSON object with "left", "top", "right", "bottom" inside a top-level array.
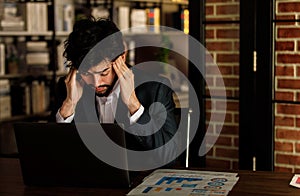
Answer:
[
  {"left": 127, "top": 169, "right": 239, "bottom": 196},
  {"left": 290, "top": 174, "right": 300, "bottom": 188}
]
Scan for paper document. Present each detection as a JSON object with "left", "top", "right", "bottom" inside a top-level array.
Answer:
[
  {"left": 127, "top": 169, "right": 239, "bottom": 196},
  {"left": 290, "top": 174, "right": 300, "bottom": 188}
]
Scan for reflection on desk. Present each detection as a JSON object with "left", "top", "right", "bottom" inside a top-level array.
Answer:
[{"left": 0, "top": 158, "right": 300, "bottom": 196}]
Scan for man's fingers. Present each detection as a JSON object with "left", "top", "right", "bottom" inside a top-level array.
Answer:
[{"left": 65, "top": 68, "right": 77, "bottom": 83}]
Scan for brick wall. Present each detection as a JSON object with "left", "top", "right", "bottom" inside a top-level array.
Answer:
[
  {"left": 204, "top": 0, "right": 240, "bottom": 170},
  {"left": 203, "top": 0, "right": 300, "bottom": 172},
  {"left": 274, "top": 0, "right": 300, "bottom": 173}
]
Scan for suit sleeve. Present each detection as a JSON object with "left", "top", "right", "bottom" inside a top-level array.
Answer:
[{"left": 125, "top": 77, "right": 177, "bottom": 151}]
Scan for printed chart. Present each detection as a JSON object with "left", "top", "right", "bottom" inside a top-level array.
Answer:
[{"left": 127, "top": 169, "right": 239, "bottom": 196}]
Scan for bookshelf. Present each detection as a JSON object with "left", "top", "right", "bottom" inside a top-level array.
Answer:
[{"left": 0, "top": 0, "right": 189, "bottom": 155}]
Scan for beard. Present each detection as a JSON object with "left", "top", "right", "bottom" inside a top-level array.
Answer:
[{"left": 90, "top": 75, "right": 118, "bottom": 97}]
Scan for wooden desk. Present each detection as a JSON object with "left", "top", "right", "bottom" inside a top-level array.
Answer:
[{"left": 0, "top": 157, "right": 299, "bottom": 196}]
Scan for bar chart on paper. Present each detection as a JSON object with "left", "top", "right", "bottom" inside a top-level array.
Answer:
[{"left": 127, "top": 169, "right": 239, "bottom": 195}]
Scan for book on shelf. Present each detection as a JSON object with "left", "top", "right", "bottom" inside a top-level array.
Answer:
[
  {"left": 146, "top": 7, "right": 160, "bottom": 33},
  {"left": 181, "top": 8, "right": 189, "bottom": 34},
  {"left": 26, "top": 2, "right": 48, "bottom": 32},
  {"left": 1, "top": 2, "right": 25, "bottom": 31},
  {"left": 26, "top": 41, "right": 50, "bottom": 72},
  {"left": 54, "top": 0, "right": 75, "bottom": 32},
  {"left": 31, "top": 80, "right": 50, "bottom": 114},
  {"left": 0, "top": 95, "right": 11, "bottom": 119},
  {"left": 91, "top": 6, "right": 110, "bottom": 20},
  {"left": 63, "top": 4, "right": 75, "bottom": 32},
  {"left": 117, "top": 6, "right": 160, "bottom": 33},
  {"left": 117, "top": 6, "right": 130, "bottom": 31},
  {"left": 0, "top": 79, "right": 11, "bottom": 119},
  {"left": 130, "top": 8, "right": 147, "bottom": 33},
  {"left": 0, "top": 43, "right": 5, "bottom": 75}
]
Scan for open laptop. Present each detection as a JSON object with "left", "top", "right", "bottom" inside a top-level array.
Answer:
[{"left": 13, "top": 122, "right": 132, "bottom": 188}]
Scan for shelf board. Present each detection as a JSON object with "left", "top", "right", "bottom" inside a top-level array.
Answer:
[
  {"left": 123, "top": 30, "right": 187, "bottom": 37},
  {"left": 113, "top": 0, "right": 188, "bottom": 5},
  {"left": 55, "top": 31, "right": 71, "bottom": 37},
  {"left": 0, "top": 31, "right": 53, "bottom": 36},
  {"left": 0, "top": 71, "right": 64, "bottom": 79},
  {"left": 0, "top": 111, "right": 51, "bottom": 123}
]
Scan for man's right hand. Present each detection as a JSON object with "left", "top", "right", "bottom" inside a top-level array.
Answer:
[{"left": 59, "top": 68, "right": 84, "bottom": 119}]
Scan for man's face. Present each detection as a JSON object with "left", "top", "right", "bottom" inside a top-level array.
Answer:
[{"left": 79, "top": 59, "right": 117, "bottom": 97}]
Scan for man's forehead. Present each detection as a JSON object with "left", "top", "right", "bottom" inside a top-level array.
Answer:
[{"left": 89, "top": 58, "right": 111, "bottom": 71}]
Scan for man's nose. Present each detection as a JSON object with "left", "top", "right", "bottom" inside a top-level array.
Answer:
[{"left": 92, "top": 74, "right": 102, "bottom": 86}]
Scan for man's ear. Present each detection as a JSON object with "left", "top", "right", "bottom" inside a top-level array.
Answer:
[{"left": 121, "top": 52, "right": 126, "bottom": 62}]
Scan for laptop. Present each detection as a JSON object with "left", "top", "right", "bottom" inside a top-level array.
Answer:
[{"left": 13, "top": 122, "right": 132, "bottom": 188}]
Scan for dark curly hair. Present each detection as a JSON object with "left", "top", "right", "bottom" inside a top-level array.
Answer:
[{"left": 63, "top": 17, "right": 125, "bottom": 70}]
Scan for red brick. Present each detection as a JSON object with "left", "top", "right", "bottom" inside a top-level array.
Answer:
[
  {"left": 275, "top": 15, "right": 296, "bottom": 21},
  {"left": 296, "top": 66, "right": 300, "bottom": 76},
  {"left": 296, "top": 93, "right": 300, "bottom": 102},
  {"left": 216, "top": 100, "right": 239, "bottom": 111},
  {"left": 216, "top": 77, "right": 239, "bottom": 88},
  {"left": 233, "top": 65, "right": 239, "bottom": 75},
  {"left": 274, "top": 166, "right": 293, "bottom": 173},
  {"left": 277, "top": 54, "right": 300, "bottom": 64},
  {"left": 295, "top": 143, "right": 300, "bottom": 152},
  {"left": 233, "top": 137, "right": 239, "bottom": 147},
  {"left": 277, "top": 79, "right": 300, "bottom": 89},
  {"left": 206, "top": 158, "right": 231, "bottom": 169},
  {"left": 217, "top": 29, "right": 239, "bottom": 39},
  {"left": 275, "top": 42, "right": 295, "bottom": 51},
  {"left": 206, "top": 41, "right": 233, "bottom": 51},
  {"left": 206, "top": 65, "right": 232, "bottom": 75},
  {"left": 275, "top": 66, "right": 294, "bottom": 76},
  {"left": 234, "top": 114, "right": 239, "bottom": 124},
  {"left": 275, "top": 91, "right": 294, "bottom": 101},
  {"left": 276, "top": 154, "right": 300, "bottom": 165},
  {"left": 217, "top": 54, "right": 239, "bottom": 63},
  {"left": 206, "top": 100, "right": 212, "bottom": 110},
  {"left": 206, "top": 89, "right": 232, "bottom": 97},
  {"left": 278, "top": 2, "right": 300, "bottom": 13},
  {"left": 276, "top": 128, "right": 300, "bottom": 140},
  {"left": 296, "top": 118, "right": 300, "bottom": 127},
  {"left": 205, "top": 76, "right": 214, "bottom": 86},
  {"left": 277, "top": 104, "right": 300, "bottom": 115},
  {"left": 215, "top": 147, "right": 238, "bottom": 159},
  {"left": 216, "top": 125, "right": 239, "bottom": 135},
  {"left": 206, "top": 5, "right": 214, "bottom": 15},
  {"left": 275, "top": 141, "right": 293, "bottom": 152},
  {"left": 275, "top": 116, "right": 294, "bottom": 127},
  {"left": 206, "top": 112, "right": 232, "bottom": 123},
  {"left": 215, "top": 136, "right": 232, "bottom": 146},
  {"left": 206, "top": 29, "right": 215, "bottom": 39},
  {"left": 278, "top": 28, "right": 300, "bottom": 38},
  {"left": 217, "top": 5, "right": 239, "bottom": 15}
]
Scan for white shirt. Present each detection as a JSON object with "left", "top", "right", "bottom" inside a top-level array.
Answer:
[{"left": 56, "top": 80, "right": 144, "bottom": 124}]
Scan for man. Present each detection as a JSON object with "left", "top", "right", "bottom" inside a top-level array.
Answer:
[{"left": 51, "top": 17, "right": 177, "bottom": 159}]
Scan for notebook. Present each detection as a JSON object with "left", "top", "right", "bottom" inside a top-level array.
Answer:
[{"left": 13, "top": 122, "right": 131, "bottom": 188}]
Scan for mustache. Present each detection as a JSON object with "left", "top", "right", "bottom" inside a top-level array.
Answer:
[{"left": 88, "top": 84, "right": 111, "bottom": 89}]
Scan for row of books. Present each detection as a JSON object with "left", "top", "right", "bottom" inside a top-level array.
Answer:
[
  {"left": 0, "top": 79, "right": 50, "bottom": 119},
  {"left": 116, "top": 6, "right": 189, "bottom": 33},
  {"left": 0, "top": 0, "right": 75, "bottom": 32},
  {"left": 0, "top": 1, "right": 48, "bottom": 32},
  {"left": 0, "top": 41, "right": 50, "bottom": 75}
]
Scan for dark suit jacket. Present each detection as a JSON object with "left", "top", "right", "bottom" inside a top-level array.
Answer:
[{"left": 50, "top": 67, "right": 177, "bottom": 152}]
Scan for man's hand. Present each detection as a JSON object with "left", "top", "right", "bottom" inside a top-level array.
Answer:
[
  {"left": 59, "top": 68, "right": 84, "bottom": 119},
  {"left": 113, "top": 56, "right": 141, "bottom": 115}
]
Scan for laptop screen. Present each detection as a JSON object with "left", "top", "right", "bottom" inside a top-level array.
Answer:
[{"left": 13, "top": 122, "right": 131, "bottom": 188}]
